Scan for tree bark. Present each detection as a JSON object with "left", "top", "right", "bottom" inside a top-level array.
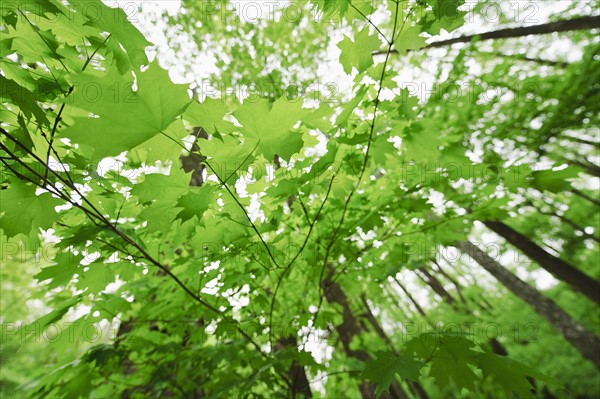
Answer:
[
  {"left": 500, "top": 53, "right": 568, "bottom": 68},
  {"left": 561, "top": 135, "right": 600, "bottom": 148},
  {"left": 180, "top": 127, "right": 208, "bottom": 187},
  {"left": 430, "top": 260, "right": 469, "bottom": 307},
  {"left": 458, "top": 241, "right": 600, "bottom": 370},
  {"left": 275, "top": 336, "right": 313, "bottom": 398},
  {"left": 416, "top": 268, "right": 457, "bottom": 306},
  {"left": 392, "top": 276, "right": 429, "bottom": 319},
  {"left": 360, "top": 294, "right": 430, "bottom": 399},
  {"left": 376, "top": 15, "right": 600, "bottom": 55},
  {"left": 572, "top": 188, "right": 600, "bottom": 207},
  {"left": 563, "top": 157, "right": 600, "bottom": 178},
  {"left": 479, "top": 51, "right": 569, "bottom": 68},
  {"left": 483, "top": 220, "right": 600, "bottom": 305},
  {"left": 322, "top": 266, "right": 409, "bottom": 399},
  {"left": 537, "top": 209, "right": 600, "bottom": 244}
]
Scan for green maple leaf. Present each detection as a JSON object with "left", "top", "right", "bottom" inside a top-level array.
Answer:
[
  {"left": 131, "top": 169, "right": 191, "bottom": 234},
  {"left": 530, "top": 167, "right": 580, "bottom": 193},
  {"left": 338, "top": 26, "right": 382, "bottom": 74},
  {"left": 6, "top": 20, "right": 64, "bottom": 69},
  {"left": 422, "top": 0, "right": 466, "bottom": 34},
  {"left": 363, "top": 351, "right": 424, "bottom": 398},
  {"left": 233, "top": 97, "right": 309, "bottom": 161},
  {"left": 335, "top": 0, "right": 350, "bottom": 18},
  {"left": 139, "top": 202, "right": 183, "bottom": 234},
  {"left": 35, "top": 2, "right": 100, "bottom": 47},
  {"left": 22, "top": 295, "right": 82, "bottom": 342},
  {"left": 131, "top": 170, "right": 191, "bottom": 203},
  {"left": 0, "top": 179, "right": 62, "bottom": 238},
  {"left": 176, "top": 186, "right": 215, "bottom": 223},
  {"left": 394, "top": 25, "right": 427, "bottom": 55},
  {"left": 184, "top": 98, "right": 237, "bottom": 135},
  {"left": 78, "top": 262, "right": 116, "bottom": 295},
  {"left": 200, "top": 135, "right": 256, "bottom": 183},
  {"left": 430, "top": 356, "right": 478, "bottom": 391},
  {"left": 408, "top": 335, "right": 480, "bottom": 393},
  {"left": 477, "top": 353, "right": 557, "bottom": 398},
  {"left": 63, "top": 61, "right": 191, "bottom": 160},
  {"left": 316, "top": 0, "right": 350, "bottom": 19},
  {"left": 429, "top": 0, "right": 465, "bottom": 19},
  {"left": 72, "top": 0, "right": 151, "bottom": 69},
  {"left": 130, "top": 119, "right": 188, "bottom": 163},
  {"left": 0, "top": 76, "right": 50, "bottom": 126},
  {"left": 34, "top": 255, "right": 84, "bottom": 289},
  {"left": 402, "top": 122, "right": 441, "bottom": 162},
  {"left": 346, "top": 0, "right": 375, "bottom": 20},
  {"left": 336, "top": 85, "right": 367, "bottom": 126}
]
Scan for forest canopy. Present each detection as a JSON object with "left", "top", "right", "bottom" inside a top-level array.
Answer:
[{"left": 0, "top": 0, "right": 599, "bottom": 398}]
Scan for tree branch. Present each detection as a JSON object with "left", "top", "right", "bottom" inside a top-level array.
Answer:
[{"left": 374, "top": 15, "right": 600, "bottom": 55}]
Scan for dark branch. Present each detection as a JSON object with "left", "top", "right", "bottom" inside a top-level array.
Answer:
[{"left": 374, "top": 15, "right": 600, "bottom": 55}]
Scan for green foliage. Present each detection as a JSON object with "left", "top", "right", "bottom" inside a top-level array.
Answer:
[
  {"left": 63, "top": 63, "right": 191, "bottom": 160},
  {"left": 338, "top": 26, "right": 382, "bottom": 74},
  {"left": 1, "top": 0, "right": 599, "bottom": 398},
  {"left": 232, "top": 97, "right": 309, "bottom": 160},
  {"left": 363, "top": 352, "right": 424, "bottom": 397},
  {"left": 1, "top": 179, "right": 61, "bottom": 237}
]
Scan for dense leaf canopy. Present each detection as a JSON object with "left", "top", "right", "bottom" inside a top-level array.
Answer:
[{"left": 1, "top": 1, "right": 599, "bottom": 398}]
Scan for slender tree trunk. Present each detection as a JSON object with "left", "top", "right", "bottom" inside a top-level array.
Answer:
[
  {"left": 379, "top": 15, "right": 600, "bottom": 55},
  {"left": 359, "top": 294, "right": 393, "bottom": 346},
  {"left": 539, "top": 209, "right": 600, "bottom": 244},
  {"left": 359, "top": 295, "right": 430, "bottom": 399},
  {"left": 449, "top": 265, "right": 497, "bottom": 312},
  {"left": 485, "top": 51, "right": 569, "bottom": 68},
  {"left": 416, "top": 268, "right": 457, "bottom": 306},
  {"left": 383, "top": 285, "right": 411, "bottom": 320},
  {"left": 572, "top": 188, "right": 600, "bottom": 207},
  {"left": 425, "top": 262, "right": 512, "bottom": 359},
  {"left": 181, "top": 127, "right": 208, "bottom": 186},
  {"left": 458, "top": 241, "right": 600, "bottom": 370},
  {"left": 392, "top": 276, "right": 428, "bottom": 319},
  {"left": 322, "top": 266, "right": 409, "bottom": 399},
  {"left": 561, "top": 135, "right": 600, "bottom": 148},
  {"left": 275, "top": 336, "right": 312, "bottom": 398},
  {"left": 563, "top": 157, "right": 600, "bottom": 178},
  {"left": 431, "top": 260, "right": 469, "bottom": 307},
  {"left": 483, "top": 220, "right": 600, "bottom": 305}
]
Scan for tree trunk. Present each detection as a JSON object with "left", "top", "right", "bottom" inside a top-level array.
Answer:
[
  {"left": 561, "top": 135, "right": 600, "bottom": 148},
  {"left": 360, "top": 294, "right": 430, "bottom": 399},
  {"left": 392, "top": 276, "right": 429, "bottom": 319},
  {"left": 572, "top": 188, "right": 600, "bottom": 207},
  {"left": 180, "top": 127, "right": 208, "bottom": 187},
  {"left": 275, "top": 336, "right": 313, "bottom": 398},
  {"left": 383, "top": 285, "right": 411, "bottom": 320},
  {"left": 416, "top": 268, "right": 457, "bottom": 306},
  {"left": 483, "top": 220, "right": 600, "bottom": 305},
  {"left": 422, "top": 263, "right": 511, "bottom": 360},
  {"left": 485, "top": 51, "right": 569, "bottom": 68},
  {"left": 563, "top": 157, "right": 600, "bottom": 178},
  {"left": 538, "top": 209, "right": 600, "bottom": 244},
  {"left": 377, "top": 15, "right": 600, "bottom": 55},
  {"left": 431, "top": 260, "right": 469, "bottom": 307},
  {"left": 322, "top": 266, "right": 409, "bottom": 399},
  {"left": 458, "top": 241, "right": 600, "bottom": 370}
]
